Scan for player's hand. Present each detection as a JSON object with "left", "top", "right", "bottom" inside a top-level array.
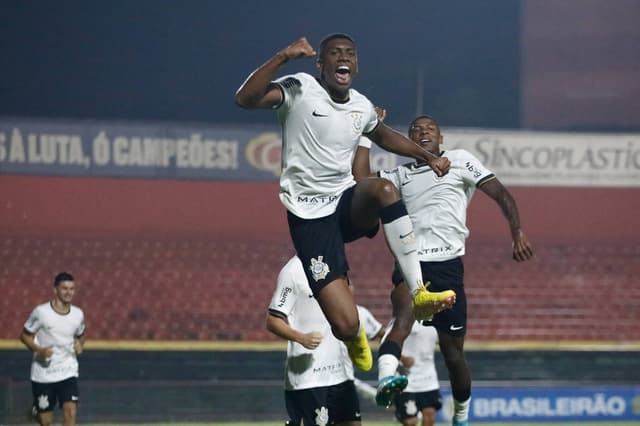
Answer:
[
  {"left": 279, "top": 37, "right": 316, "bottom": 61},
  {"left": 400, "top": 355, "right": 415, "bottom": 368},
  {"left": 300, "top": 331, "right": 323, "bottom": 350},
  {"left": 512, "top": 229, "right": 534, "bottom": 261},
  {"left": 374, "top": 106, "right": 387, "bottom": 122},
  {"left": 428, "top": 156, "right": 450, "bottom": 177},
  {"left": 73, "top": 338, "right": 83, "bottom": 355},
  {"left": 36, "top": 346, "right": 53, "bottom": 361}
]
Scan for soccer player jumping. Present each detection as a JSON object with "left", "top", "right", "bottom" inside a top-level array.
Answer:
[{"left": 235, "top": 34, "right": 455, "bottom": 372}]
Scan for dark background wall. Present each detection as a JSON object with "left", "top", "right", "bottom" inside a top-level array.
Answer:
[
  {"left": 0, "top": 0, "right": 519, "bottom": 128},
  {"left": 4, "top": 1, "right": 639, "bottom": 130}
]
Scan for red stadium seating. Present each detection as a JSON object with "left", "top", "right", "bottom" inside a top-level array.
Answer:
[
  {"left": 2, "top": 176, "right": 639, "bottom": 343},
  {"left": 2, "top": 232, "right": 639, "bottom": 342}
]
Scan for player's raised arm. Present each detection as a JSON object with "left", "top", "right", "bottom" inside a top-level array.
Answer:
[
  {"left": 234, "top": 37, "right": 316, "bottom": 109},
  {"left": 368, "top": 122, "right": 451, "bottom": 177}
]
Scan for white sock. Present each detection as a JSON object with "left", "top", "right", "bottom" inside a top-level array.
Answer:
[
  {"left": 453, "top": 397, "right": 471, "bottom": 421},
  {"left": 377, "top": 353, "right": 400, "bottom": 381},
  {"left": 353, "top": 378, "right": 377, "bottom": 404},
  {"left": 382, "top": 216, "right": 423, "bottom": 295}
]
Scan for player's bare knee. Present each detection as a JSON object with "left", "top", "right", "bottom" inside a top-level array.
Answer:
[
  {"left": 375, "top": 178, "right": 401, "bottom": 204},
  {"left": 332, "top": 319, "right": 359, "bottom": 341},
  {"left": 38, "top": 414, "right": 53, "bottom": 426},
  {"left": 402, "top": 417, "right": 419, "bottom": 426},
  {"left": 443, "top": 348, "right": 466, "bottom": 368}
]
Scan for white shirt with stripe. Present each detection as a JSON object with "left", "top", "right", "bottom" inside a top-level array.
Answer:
[
  {"left": 24, "top": 302, "right": 85, "bottom": 383},
  {"left": 268, "top": 256, "right": 351, "bottom": 390},
  {"left": 378, "top": 149, "right": 495, "bottom": 262},
  {"left": 274, "top": 72, "right": 378, "bottom": 219}
]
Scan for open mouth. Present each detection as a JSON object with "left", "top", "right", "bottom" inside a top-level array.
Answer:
[{"left": 335, "top": 66, "right": 351, "bottom": 84}]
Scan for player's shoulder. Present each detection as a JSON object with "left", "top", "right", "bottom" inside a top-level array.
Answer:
[
  {"left": 70, "top": 304, "right": 84, "bottom": 316},
  {"left": 443, "top": 148, "right": 469, "bottom": 157},
  {"left": 283, "top": 255, "right": 304, "bottom": 274},
  {"left": 279, "top": 256, "right": 307, "bottom": 290},
  {"left": 277, "top": 72, "right": 315, "bottom": 88},
  {"left": 380, "top": 161, "right": 414, "bottom": 175},
  {"left": 444, "top": 148, "right": 478, "bottom": 163},
  {"left": 33, "top": 302, "right": 51, "bottom": 313},
  {"left": 347, "top": 87, "right": 373, "bottom": 107}
]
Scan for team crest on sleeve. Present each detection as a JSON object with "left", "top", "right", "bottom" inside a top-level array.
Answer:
[
  {"left": 280, "top": 77, "right": 301, "bottom": 89},
  {"left": 309, "top": 256, "right": 330, "bottom": 281}
]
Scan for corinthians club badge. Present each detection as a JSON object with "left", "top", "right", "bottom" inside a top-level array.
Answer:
[{"left": 309, "top": 256, "right": 330, "bottom": 281}]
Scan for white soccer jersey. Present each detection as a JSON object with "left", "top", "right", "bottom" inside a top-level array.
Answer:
[
  {"left": 358, "top": 305, "right": 383, "bottom": 340},
  {"left": 268, "top": 256, "right": 351, "bottom": 390},
  {"left": 378, "top": 149, "right": 495, "bottom": 262},
  {"left": 274, "top": 72, "right": 378, "bottom": 219},
  {"left": 24, "top": 302, "right": 85, "bottom": 383},
  {"left": 402, "top": 322, "right": 440, "bottom": 393}
]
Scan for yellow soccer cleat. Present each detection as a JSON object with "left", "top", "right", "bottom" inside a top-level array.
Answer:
[
  {"left": 413, "top": 282, "right": 456, "bottom": 321},
  {"left": 345, "top": 325, "right": 373, "bottom": 372}
]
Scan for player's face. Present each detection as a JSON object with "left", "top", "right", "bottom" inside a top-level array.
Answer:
[
  {"left": 408, "top": 117, "right": 443, "bottom": 156},
  {"left": 54, "top": 280, "right": 76, "bottom": 304},
  {"left": 317, "top": 38, "right": 358, "bottom": 99}
]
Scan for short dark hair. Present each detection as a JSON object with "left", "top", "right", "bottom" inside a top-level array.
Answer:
[
  {"left": 318, "top": 33, "right": 356, "bottom": 56},
  {"left": 408, "top": 115, "right": 438, "bottom": 132},
  {"left": 54, "top": 272, "right": 74, "bottom": 286}
]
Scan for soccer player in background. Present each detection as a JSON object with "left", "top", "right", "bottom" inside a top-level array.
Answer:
[
  {"left": 387, "top": 320, "right": 442, "bottom": 426},
  {"left": 20, "top": 272, "right": 86, "bottom": 426},
  {"left": 267, "top": 256, "right": 364, "bottom": 425},
  {"left": 354, "top": 115, "right": 534, "bottom": 425},
  {"left": 236, "top": 34, "right": 455, "bottom": 374}
]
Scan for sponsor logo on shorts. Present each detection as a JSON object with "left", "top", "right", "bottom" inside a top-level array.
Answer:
[{"left": 450, "top": 325, "right": 464, "bottom": 331}]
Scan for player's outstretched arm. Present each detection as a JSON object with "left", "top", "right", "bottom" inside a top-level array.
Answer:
[
  {"left": 479, "top": 178, "right": 534, "bottom": 261},
  {"left": 368, "top": 123, "right": 450, "bottom": 176},
  {"left": 234, "top": 37, "right": 316, "bottom": 109}
]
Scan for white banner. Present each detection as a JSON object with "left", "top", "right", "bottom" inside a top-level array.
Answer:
[
  {"left": 368, "top": 128, "right": 640, "bottom": 187},
  {"left": 441, "top": 129, "right": 640, "bottom": 187},
  {"left": 2, "top": 117, "right": 638, "bottom": 187}
]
